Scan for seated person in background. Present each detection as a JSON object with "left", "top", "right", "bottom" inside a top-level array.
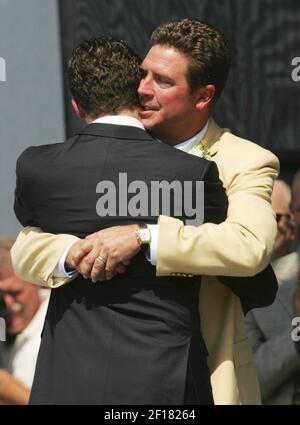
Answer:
[
  {"left": 0, "top": 239, "right": 49, "bottom": 403},
  {"left": 293, "top": 171, "right": 300, "bottom": 251},
  {"left": 0, "top": 322, "right": 27, "bottom": 405},
  {"left": 245, "top": 179, "right": 300, "bottom": 404},
  {"left": 292, "top": 170, "right": 300, "bottom": 405}
]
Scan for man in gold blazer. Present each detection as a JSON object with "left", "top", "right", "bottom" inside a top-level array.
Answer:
[{"left": 11, "top": 19, "right": 279, "bottom": 404}]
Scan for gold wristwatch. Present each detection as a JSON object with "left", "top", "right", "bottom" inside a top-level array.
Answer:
[{"left": 135, "top": 223, "right": 151, "bottom": 245}]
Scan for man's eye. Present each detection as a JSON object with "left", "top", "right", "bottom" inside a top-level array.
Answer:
[{"left": 157, "top": 77, "right": 172, "bottom": 87}]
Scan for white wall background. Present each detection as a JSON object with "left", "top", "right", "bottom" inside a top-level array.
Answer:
[{"left": 0, "top": 0, "right": 65, "bottom": 235}]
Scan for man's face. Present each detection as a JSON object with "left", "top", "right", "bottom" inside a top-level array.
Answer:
[
  {"left": 0, "top": 267, "right": 40, "bottom": 336},
  {"left": 271, "top": 182, "right": 294, "bottom": 259},
  {"left": 138, "top": 45, "right": 202, "bottom": 144}
]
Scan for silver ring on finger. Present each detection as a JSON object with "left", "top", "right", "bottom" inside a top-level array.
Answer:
[{"left": 96, "top": 255, "right": 107, "bottom": 265}]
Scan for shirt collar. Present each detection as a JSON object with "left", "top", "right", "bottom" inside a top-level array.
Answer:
[
  {"left": 175, "top": 120, "right": 209, "bottom": 152},
  {"left": 92, "top": 115, "right": 145, "bottom": 130},
  {"left": 91, "top": 115, "right": 208, "bottom": 152}
]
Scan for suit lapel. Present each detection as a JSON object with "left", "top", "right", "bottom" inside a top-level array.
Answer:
[{"left": 188, "top": 118, "right": 225, "bottom": 157}]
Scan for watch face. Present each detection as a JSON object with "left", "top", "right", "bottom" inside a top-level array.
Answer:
[{"left": 140, "top": 228, "right": 150, "bottom": 243}]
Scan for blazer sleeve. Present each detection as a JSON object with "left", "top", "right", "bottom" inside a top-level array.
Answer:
[
  {"left": 156, "top": 149, "right": 279, "bottom": 277},
  {"left": 11, "top": 227, "right": 79, "bottom": 288}
]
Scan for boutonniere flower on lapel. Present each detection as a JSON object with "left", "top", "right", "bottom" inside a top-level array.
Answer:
[{"left": 189, "top": 143, "right": 212, "bottom": 160}]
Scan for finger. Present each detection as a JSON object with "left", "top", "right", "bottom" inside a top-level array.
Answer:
[
  {"left": 77, "top": 247, "right": 102, "bottom": 279},
  {"left": 90, "top": 254, "right": 107, "bottom": 283},
  {"left": 72, "top": 241, "right": 94, "bottom": 266},
  {"left": 105, "top": 268, "right": 118, "bottom": 281},
  {"left": 96, "top": 270, "right": 107, "bottom": 282},
  {"left": 116, "top": 264, "right": 127, "bottom": 274},
  {"left": 105, "top": 254, "right": 120, "bottom": 280},
  {"left": 121, "top": 260, "right": 131, "bottom": 266}
]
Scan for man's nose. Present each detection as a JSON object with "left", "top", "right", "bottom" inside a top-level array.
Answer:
[
  {"left": 138, "top": 76, "right": 153, "bottom": 97},
  {"left": 3, "top": 294, "right": 14, "bottom": 310}
]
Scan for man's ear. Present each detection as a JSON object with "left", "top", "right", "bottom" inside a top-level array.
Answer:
[
  {"left": 71, "top": 99, "right": 86, "bottom": 119},
  {"left": 194, "top": 84, "right": 216, "bottom": 111}
]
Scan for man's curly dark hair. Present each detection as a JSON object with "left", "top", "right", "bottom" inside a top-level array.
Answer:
[{"left": 68, "top": 37, "right": 143, "bottom": 117}]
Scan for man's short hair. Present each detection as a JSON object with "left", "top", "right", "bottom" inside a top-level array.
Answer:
[
  {"left": 68, "top": 37, "right": 143, "bottom": 117},
  {"left": 150, "top": 18, "right": 231, "bottom": 101}
]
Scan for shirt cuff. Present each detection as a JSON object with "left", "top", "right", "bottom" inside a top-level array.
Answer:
[
  {"left": 53, "top": 240, "right": 78, "bottom": 277},
  {"left": 147, "top": 224, "right": 159, "bottom": 266}
]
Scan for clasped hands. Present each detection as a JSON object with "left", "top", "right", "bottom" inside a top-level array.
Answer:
[{"left": 65, "top": 224, "right": 141, "bottom": 282}]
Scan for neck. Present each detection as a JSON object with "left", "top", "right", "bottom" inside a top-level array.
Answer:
[
  {"left": 85, "top": 108, "right": 140, "bottom": 124},
  {"left": 152, "top": 113, "right": 209, "bottom": 146},
  {"left": 153, "top": 118, "right": 208, "bottom": 146},
  {"left": 155, "top": 129, "right": 202, "bottom": 146}
]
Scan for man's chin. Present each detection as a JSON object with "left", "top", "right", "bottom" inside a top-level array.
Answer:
[
  {"left": 141, "top": 120, "right": 155, "bottom": 132},
  {"left": 140, "top": 117, "right": 160, "bottom": 132},
  {"left": 139, "top": 110, "right": 158, "bottom": 128},
  {"left": 5, "top": 317, "right": 24, "bottom": 336},
  {"left": 6, "top": 326, "right": 22, "bottom": 337}
]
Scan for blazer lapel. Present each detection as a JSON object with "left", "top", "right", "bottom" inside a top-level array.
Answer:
[{"left": 188, "top": 118, "right": 226, "bottom": 157}]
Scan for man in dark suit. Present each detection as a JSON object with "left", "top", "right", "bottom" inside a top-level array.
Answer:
[{"left": 14, "top": 37, "right": 228, "bottom": 404}]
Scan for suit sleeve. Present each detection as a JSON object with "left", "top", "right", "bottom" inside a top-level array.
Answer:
[
  {"left": 12, "top": 151, "right": 79, "bottom": 288},
  {"left": 11, "top": 227, "right": 79, "bottom": 288},
  {"left": 156, "top": 150, "right": 279, "bottom": 277},
  {"left": 245, "top": 311, "right": 300, "bottom": 401}
]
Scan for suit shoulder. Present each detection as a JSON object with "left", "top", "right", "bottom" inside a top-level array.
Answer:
[
  {"left": 16, "top": 141, "right": 65, "bottom": 176},
  {"left": 18, "top": 141, "right": 64, "bottom": 159},
  {"left": 179, "top": 150, "right": 217, "bottom": 181},
  {"left": 218, "top": 130, "right": 279, "bottom": 171},
  {"left": 152, "top": 142, "right": 214, "bottom": 177}
]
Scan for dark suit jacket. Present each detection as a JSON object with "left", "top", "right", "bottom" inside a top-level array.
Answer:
[
  {"left": 14, "top": 123, "right": 228, "bottom": 404},
  {"left": 219, "top": 266, "right": 277, "bottom": 314}
]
